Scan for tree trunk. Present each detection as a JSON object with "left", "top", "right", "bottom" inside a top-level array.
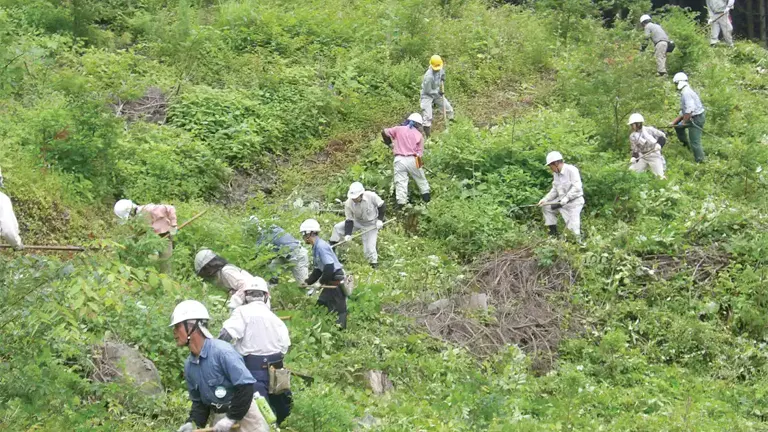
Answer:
[
  {"left": 747, "top": 0, "right": 755, "bottom": 39},
  {"left": 761, "top": 0, "right": 768, "bottom": 47}
]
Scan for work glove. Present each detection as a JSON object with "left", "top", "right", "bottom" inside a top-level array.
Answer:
[
  {"left": 550, "top": 204, "right": 562, "bottom": 210},
  {"left": 559, "top": 197, "right": 569, "bottom": 206},
  {"left": 176, "top": 422, "right": 194, "bottom": 432},
  {"left": 630, "top": 157, "right": 638, "bottom": 164},
  {"left": 344, "top": 235, "right": 352, "bottom": 242},
  {"left": 307, "top": 287, "right": 316, "bottom": 296},
  {"left": 654, "top": 143, "right": 662, "bottom": 153},
  {"left": 376, "top": 220, "right": 384, "bottom": 230},
  {"left": 537, "top": 198, "right": 547, "bottom": 207},
  {"left": 169, "top": 226, "right": 178, "bottom": 236},
  {"left": 213, "top": 416, "right": 236, "bottom": 432}
]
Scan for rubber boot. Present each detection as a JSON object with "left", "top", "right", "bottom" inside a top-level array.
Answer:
[
  {"left": 421, "top": 192, "right": 431, "bottom": 203},
  {"left": 547, "top": 225, "right": 558, "bottom": 237},
  {"left": 424, "top": 126, "right": 431, "bottom": 138}
]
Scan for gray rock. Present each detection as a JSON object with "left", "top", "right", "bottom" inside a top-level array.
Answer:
[
  {"left": 364, "top": 370, "right": 394, "bottom": 395},
  {"left": 466, "top": 293, "right": 488, "bottom": 311},
  {"left": 93, "top": 341, "right": 163, "bottom": 396},
  {"left": 427, "top": 298, "right": 452, "bottom": 312}
]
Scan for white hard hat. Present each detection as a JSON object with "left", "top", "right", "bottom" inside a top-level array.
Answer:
[
  {"left": 169, "top": 300, "right": 210, "bottom": 327},
  {"left": 407, "top": 113, "right": 423, "bottom": 124},
  {"left": 673, "top": 72, "right": 688, "bottom": 83},
  {"left": 347, "top": 182, "right": 365, "bottom": 199},
  {"left": 299, "top": 218, "right": 321, "bottom": 235},
  {"left": 640, "top": 14, "right": 651, "bottom": 23},
  {"left": 627, "top": 113, "right": 645, "bottom": 125},
  {"left": 244, "top": 276, "right": 270, "bottom": 293},
  {"left": 194, "top": 249, "right": 217, "bottom": 275},
  {"left": 114, "top": 199, "right": 136, "bottom": 219},
  {"left": 545, "top": 151, "right": 564, "bottom": 166}
]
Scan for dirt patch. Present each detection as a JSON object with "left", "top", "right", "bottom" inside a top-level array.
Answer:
[
  {"left": 111, "top": 87, "right": 168, "bottom": 124},
  {"left": 396, "top": 248, "right": 577, "bottom": 373}
]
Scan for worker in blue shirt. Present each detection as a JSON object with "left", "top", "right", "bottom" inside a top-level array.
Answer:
[
  {"left": 251, "top": 217, "right": 310, "bottom": 284},
  {"left": 170, "top": 300, "right": 270, "bottom": 432},
  {"left": 298, "top": 219, "right": 348, "bottom": 329}
]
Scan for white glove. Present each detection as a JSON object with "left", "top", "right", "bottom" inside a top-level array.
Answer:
[
  {"left": 344, "top": 235, "right": 352, "bottom": 242},
  {"left": 228, "top": 290, "right": 245, "bottom": 310},
  {"left": 630, "top": 157, "right": 638, "bottom": 164},
  {"left": 169, "top": 226, "right": 178, "bottom": 236},
  {"left": 307, "top": 287, "right": 316, "bottom": 296},
  {"left": 654, "top": 144, "right": 662, "bottom": 153},
  {"left": 376, "top": 220, "right": 384, "bottom": 230},
  {"left": 537, "top": 198, "right": 547, "bottom": 206},
  {"left": 177, "top": 422, "right": 194, "bottom": 432},
  {"left": 559, "top": 197, "right": 569, "bottom": 206},
  {"left": 213, "top": 416, "right": 236, "bottom": 432}
]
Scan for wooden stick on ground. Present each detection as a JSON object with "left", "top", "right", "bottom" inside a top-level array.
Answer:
[{"left": 0, "top": 244, "right": 87, "bottom": 251}]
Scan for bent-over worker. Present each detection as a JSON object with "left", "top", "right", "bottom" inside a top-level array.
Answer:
[
  {"left": 195, "top": 249, "right": 271, "bottom": 310},
  {"left": 114, "top": 199, "right": 177, "bottom": 273},
  {"left": 420, "top": 54, "right": 454, "bottom": 138},
  {"left": 219, "top": 280, "right": 292, "bottom": 426},
  {"left": 627, "top": 113, "right": 667, "bottom": 179},
  {"left": 330, "top": 182, "right": 386, "bottom": 269},
  {"left": 382, "top": 113, "right": 431, "bottom": 206},
  {"left": 300, "top": 219, "right": 348, "bottom": 329},
  {"left": 171, "top": 300, "right": 270, "bottom": 432},
  {"left": 538, "top": 151, "right": 585, "bottom": 238},
  {"left": 252, "top": 218, "right": 310, "bottom": 284},
  {"left": 640, "top": 14, "right": 670, "bottom": 76}
]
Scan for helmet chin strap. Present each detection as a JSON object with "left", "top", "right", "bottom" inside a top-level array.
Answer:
[{"left": 184, "top": 320, "right": 201, "bottom": 346}]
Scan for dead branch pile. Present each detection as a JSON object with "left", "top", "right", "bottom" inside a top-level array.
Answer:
[
  {"left": 397, "top": 248, "right": 577, "bottom": 373},
  {"left": 641, "top": 247, "right": 729, "bottom": 285},
  {"left": 111, "top": 87, "right": 167, "bottom": 124}
]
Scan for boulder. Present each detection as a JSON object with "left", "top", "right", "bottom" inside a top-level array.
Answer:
[
  {"left": 466, "top": 293, "right": 488, "bottom": 311},
  {"left": 92, "top": 341, "right": 163, "bottom": 396},
  {"left": 364, "top": 370, "right": 394, "bottom": 395},
  {"left": 427, "top": 298, "right": 452, "bottom": 313}
]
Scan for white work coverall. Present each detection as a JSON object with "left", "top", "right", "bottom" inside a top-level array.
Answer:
[
  {"left": 541, "top": 163, "right": 585, "bottom": 236},
  {"left": 210, "top": 405, "right": 269, "bottom": 432},
  {"left": 0, "top": 191, "right": 23, "bottom": 249},
  {"left": 330, "top": 191, "right": 384, "bottom": 264},
  {"left": 629, "top": 126, "right": 666, "bottom": 178},
  {"left": 707, "top": 0, "right": 734, "bottom": 47},
  {"left": 420, "top": 68, "right": 454, "bottom": 128},
  {"left": 218, "top": 265, "right": 272, "bottom": 310}
]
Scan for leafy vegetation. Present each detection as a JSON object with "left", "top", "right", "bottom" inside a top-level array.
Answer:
[{"left": 1, "top": 0, "right": 768, "bottom": 430}]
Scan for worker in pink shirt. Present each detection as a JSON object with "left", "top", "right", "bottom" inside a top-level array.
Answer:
[
  {"left": 381, "top": 113, "right": 431, "bottom": 207},
  {"left": 114, "top": 199, "right": 178, "bottom": 273}
]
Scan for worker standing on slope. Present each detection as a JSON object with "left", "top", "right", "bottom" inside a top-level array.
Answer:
[
  {"left": 171, "top": 300, "right": 270, "bottom": 432},
  {"left": 670, "top": 72, "right": 706, "bottom": 163},
  {"left": 640, "top": 15, "right": 670, "bottom": 77},
  {"left": 330, "top": 182, "right": 386, "bottom": 269},
  {"left": 420, "top": 55, "right": 454, "bottom": 138},
  {"left": 707, "top": 0, "right": 735, "bottom": 47},
  {"left": 0, "top": 187, "right": 23, "bottom": 250},
  {"left": 300, "top": 219, "right": 348, "bottom": 329},
  {"left": 195, "top": 249, "right": 271, "bottom": 310},
  {"left": 627, "top": 113, "right": 667, "bottom": 179},
  {"left": 219, "top": 281, "right": 293, "bottom": 426},
  {"left": 382, "top": 113, "right": 431, "bottom": 207},
  {"left": 251, "top": 217, "right": 310, "bottom": 284},
  {"left": 114, "top": 199, "right": 177, "bottom": 273},
  {"left": 538, "top": 152, "right": 585, "bottom": 239}
]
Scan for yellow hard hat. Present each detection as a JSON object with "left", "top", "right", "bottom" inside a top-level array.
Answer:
[{"left": 430, "top": 55, "right": 443, "bottom": 71}]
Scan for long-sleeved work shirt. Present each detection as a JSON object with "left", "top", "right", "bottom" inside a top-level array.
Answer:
[
  {"left": 630, "top": 126, "right": 666, "bottom": 155},
  {"left": 137, "top": 204, "right": 177, "bottom": 235},
  {"left": 543, "top": 164, "right": 584, "bottom": 203},
  {"left": 384, "top": 125, "right": 425, "bottom": 157},
  {"left": 312, "top": 238, "right": 343, "bottom": 274},
  {"left": 644, "top": 22, "right": 669, "bottom": 44},
  {"left": 222, "top": 300, "right": 291, "bottom": 356},
  {"left": 0, "top": 192, "right": 22, "bottom": 248},
  {"left": 679, "top": 86, "right": 705, "bottom": 116},
  {"left": 256, "top": 225, "right": 302, "bottom": 256},
  {"left": 421, "top": 68, "right": 445, "bottom": 98},
  {"left": 345, "top": 191, "right": 384, "bottom": 225},
  {"left": 707, "top": 0, "right": 734, "bottom": 14}
]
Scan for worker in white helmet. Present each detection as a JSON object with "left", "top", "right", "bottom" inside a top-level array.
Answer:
[
  {"left": 538, "top": 151, "right": 585, "bottom": 238},
  {"left": 640, "top": 14, "right": 671, "bottom": 76},
  {"left": 707, "top": 0, "right": 735, "bottom": 47},
  {"left": 670, "top": 72, "right": 706, "bottom": 163},
  {"left": 194, "top": 249, "right": 271, "bottom": 310},
  {"left": 0, "top": 190, "right": 23, "bottom": 250},
  {"left": 627, "top": 113, "right": 667, "bottom": 179},
  {"left": 330, "top": 182, "right": 386, "bottom": 268},
  {"left": 170, "top": 300, "right": 270, "bottom": 432},
  {"left": 382, "top": 113, "right": 431, "bottom": 207},
  {"left": 219, "top": 280, "right": 293, "bottom": 426},
  {"left": 299, "top": 219, "right": 348, "bottom": 329},
  {"left": 114, "top": 199, "right": 177, "bottom": 273}
]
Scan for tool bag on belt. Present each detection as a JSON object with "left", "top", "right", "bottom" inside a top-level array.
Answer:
[{"left": 269, "top": 364, "right": 291, "bottom": 394}]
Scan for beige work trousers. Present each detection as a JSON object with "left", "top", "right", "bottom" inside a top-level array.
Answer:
[
  {"left": 630, "top": 152, "right": 665, "bottom": 178},
  {"left": 654, "top": 41, "right": 668, "bottom": 75},
  {"left": 394, "top": 155, "right": 430, "bottom": 205},
  {"left": 710, "top": 12, "right": 733, "bottom": 47},
  {"left": 210, "top": 403, "right": 270, "bottom": 432}
]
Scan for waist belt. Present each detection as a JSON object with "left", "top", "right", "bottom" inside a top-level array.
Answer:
[
  {"left": 244, "top": 353, "right": 285, "bottom": 370},
  {"left": 654, "top": 40, "right": 669, "bottom": 45}
]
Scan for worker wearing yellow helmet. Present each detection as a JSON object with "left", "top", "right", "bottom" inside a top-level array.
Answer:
[{"left": 420, "top": 54, "right": 454, "bottom": 138}]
